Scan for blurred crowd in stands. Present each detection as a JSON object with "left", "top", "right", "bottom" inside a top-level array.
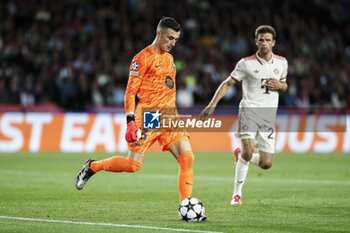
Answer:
[{"left": 0, "top": 0, "right": 349, "bottom": 110}]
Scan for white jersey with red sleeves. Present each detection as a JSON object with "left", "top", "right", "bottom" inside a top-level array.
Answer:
[{"left": 230, "top": 52, "right": 288, "bottom": 109}]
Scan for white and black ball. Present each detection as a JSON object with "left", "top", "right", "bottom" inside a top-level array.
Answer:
[{"left": 178, "top": 197, "right": 206, "bottom": 222}]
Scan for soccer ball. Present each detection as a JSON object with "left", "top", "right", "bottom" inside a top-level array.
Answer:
[{"left": 178, "top": 197, "right": 206, "bottom": 222}]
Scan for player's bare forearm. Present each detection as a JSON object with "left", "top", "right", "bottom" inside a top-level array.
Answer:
[
  {"left": 277, "top": 81, "right": 288, "bottom": 92},
  {"left": 208, "top": 77, "right": 236, "bottom": 108},
  {"left": 200, "top": 77, "right": 235, "bottom": 120},
  {"left": 278, "top": 81, "right": 288, "bottom": 92}
]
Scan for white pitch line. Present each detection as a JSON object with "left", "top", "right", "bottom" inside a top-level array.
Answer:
[{"left": 0, "top": 216, "right": 223, "bottom": 233}]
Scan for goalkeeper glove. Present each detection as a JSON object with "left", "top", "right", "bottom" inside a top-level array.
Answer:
[{"left": 125, "top": 114, "right": 141, "bottom": 143}]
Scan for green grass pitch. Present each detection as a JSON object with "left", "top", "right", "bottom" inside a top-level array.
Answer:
[{"left": 0, "top": 152, "right": 349, "bottom": 233}]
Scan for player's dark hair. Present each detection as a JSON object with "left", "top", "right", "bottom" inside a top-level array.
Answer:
[
  {"left": 157, "top": 17, "right": 181, "bottom": 32},
  {"left": 255, "top": 25, "right": 276, "bottom": 40}
]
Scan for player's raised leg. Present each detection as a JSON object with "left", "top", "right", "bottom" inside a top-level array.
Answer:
[
  {"left": 90, "top": 151, "right": 144, "bottom": 173},
  {"left": 75, "top": 151, "right": 144, "bottom": 190},
  {"left": 231, "top": 138, "right": 255, "bottom": 205},
  {"left": 75, "top": 159, "right": 96, "bottom": 190}
]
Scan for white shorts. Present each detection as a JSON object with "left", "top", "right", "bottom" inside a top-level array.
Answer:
[{"left": 237, "top": 108, "right": 276, "bottom": 154}]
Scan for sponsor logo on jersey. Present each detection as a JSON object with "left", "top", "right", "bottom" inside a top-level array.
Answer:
[
  {"left": 165, "top": 76, "right": 174, "bottom": 89},
  {"left": 274, "top": 68, "right": 279, "bottom": 74}
]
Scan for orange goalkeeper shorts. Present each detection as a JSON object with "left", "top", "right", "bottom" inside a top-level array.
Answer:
[{"left": 128, "top": 130, "right": 189, "bottom": 154}]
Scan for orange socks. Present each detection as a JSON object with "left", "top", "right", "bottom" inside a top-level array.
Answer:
[
  {"left": 90, "top": 156, "right": 142, "bottom": 173},
  {"left": 89, "top": 152, "right": 193, "bottom": 202},
  {"left": 177, "top": 151, "right": 194, "bottom": 202}
]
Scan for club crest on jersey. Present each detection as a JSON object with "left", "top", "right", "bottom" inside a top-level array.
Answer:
[
  {"left": 274, "top": 68, "right": 279, "bottom": 74},
  {"left": 131, "top": 61, "right": 139, "bottom": 70},
  {"left": 165, "top": 76, "right": 174, "bottom": 89}
]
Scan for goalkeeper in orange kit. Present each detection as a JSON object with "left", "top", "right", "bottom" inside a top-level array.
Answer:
[{"left": 75, "top": 17, "right": 200, "bottom": 207}]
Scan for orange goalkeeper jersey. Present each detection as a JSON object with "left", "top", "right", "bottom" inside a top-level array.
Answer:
[{"left": 125, "top": 45, "right": 177, "bottom": 114}]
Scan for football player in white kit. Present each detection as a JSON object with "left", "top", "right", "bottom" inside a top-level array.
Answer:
[{"left": 200, "top": 25, "right": 288, "bottom": 205}]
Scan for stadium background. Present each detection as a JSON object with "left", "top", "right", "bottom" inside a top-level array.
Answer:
[
  {"left": 0, "top": 0, "right": 349, "bottom": 153},
  {"left": 1, "top": 1, "right": 350, "bottom": 233}
]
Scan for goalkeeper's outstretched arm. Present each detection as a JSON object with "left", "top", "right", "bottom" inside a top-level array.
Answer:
[{"left": 124, "top": 75, "right": 142, "bottom": 143}]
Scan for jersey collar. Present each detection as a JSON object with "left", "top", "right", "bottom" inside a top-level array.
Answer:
[
  {"left": 149, "top": 45, "right": 166, "bottom": 56},
  {"left": 256, "top": 52, "right": 274, "bottom": 65}
]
